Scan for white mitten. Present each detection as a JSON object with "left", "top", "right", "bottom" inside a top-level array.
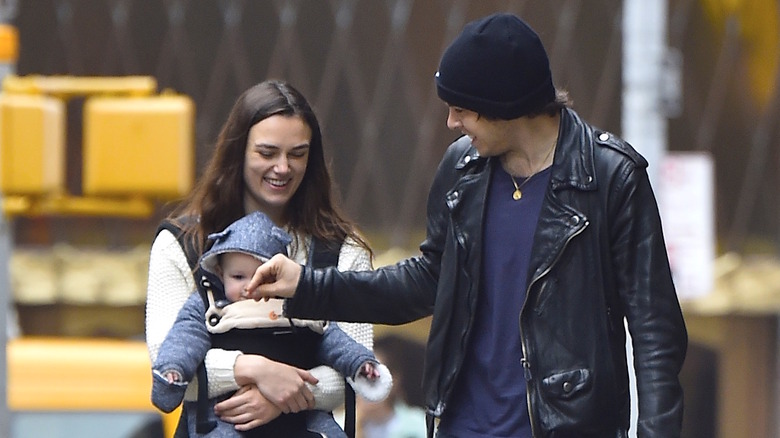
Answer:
[{"left": 348, "top": 363, "right": 393, "bottom": 402}]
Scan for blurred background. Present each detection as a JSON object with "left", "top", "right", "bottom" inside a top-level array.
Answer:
[{"left": 1, "top": 0, "right": 780, "bottom": 437}]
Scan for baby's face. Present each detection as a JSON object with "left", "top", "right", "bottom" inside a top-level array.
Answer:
[{"left": 220, "top": 252, "right": 264, "bottom": 302}]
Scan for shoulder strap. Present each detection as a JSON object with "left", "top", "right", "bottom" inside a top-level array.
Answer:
[
  {"left": 156, "top": 216, "right": 200, "bottom": 273},
  {"left": 157, "top": 216, "right": 223, "bottom": 318},
  {"left": 309, "top": 236, "right": 357, "bottom": 438},
  {"left": 309, "top": 236, "right": 342, "bottom": 269},
  {"left": 195, "top": 363, "right": 217, "bottom": 434}
]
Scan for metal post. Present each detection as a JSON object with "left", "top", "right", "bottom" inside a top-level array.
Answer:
[
  {"left": 622, "top": 0, "right": 669, "bottom": 187},
  {"left": 0, "top": 13, "right": 19, "bottom": 438},
  {"left": 776, "top": 317, "right": 780, "bottom": 438},
  {"left": 0, "top": 213, "right": 11, "bottom": 438},
  {"left": 622, "top": 1, "right": 669, "bottom": 437}
]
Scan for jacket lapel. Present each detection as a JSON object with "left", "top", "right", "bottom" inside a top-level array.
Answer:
[{"left": 446, "top": 147, "right": 490, "bottom": 286}]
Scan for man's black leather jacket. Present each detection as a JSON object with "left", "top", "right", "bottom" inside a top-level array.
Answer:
[{"left": 286, "top": 108, "right": 687, "bottom": 437}]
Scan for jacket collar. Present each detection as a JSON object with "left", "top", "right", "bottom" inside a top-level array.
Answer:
[
  {"left": 452, "top": 108, "right": 598, "bottom": 193},
  {"left": 550, "top": 108, "right": 597, "bottom": 192},
  {"left": 454, "top": 138, "right": 481, "bottom": 171}
]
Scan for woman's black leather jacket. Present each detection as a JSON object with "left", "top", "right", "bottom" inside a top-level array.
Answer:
[{"left": 286, "top": 108, "right": 687, "bottom": 437}]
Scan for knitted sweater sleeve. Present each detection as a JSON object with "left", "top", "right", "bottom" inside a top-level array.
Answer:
[{"left": 334, "top": 237, "right": 374, "bottom": 349}]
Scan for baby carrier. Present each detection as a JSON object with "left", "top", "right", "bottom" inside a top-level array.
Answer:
[{"left": 156, "top": 218, "right": 354, "bottom": 437}]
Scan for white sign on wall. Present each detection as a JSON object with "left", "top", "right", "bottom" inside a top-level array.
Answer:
[{"left": 657, "top": 152, "right": 715, "bottom": 300}]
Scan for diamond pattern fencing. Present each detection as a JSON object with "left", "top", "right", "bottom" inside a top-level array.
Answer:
[{"left": 11, "top": 0, "right": 780, "bottom": 253}]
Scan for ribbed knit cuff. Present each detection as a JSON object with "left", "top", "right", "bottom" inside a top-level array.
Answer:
[{"left": 307, "top": 365, "right": 346, "bottom": 411}]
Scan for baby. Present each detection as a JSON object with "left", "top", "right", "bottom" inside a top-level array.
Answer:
[{"left": 151, "top": 211, "right": 391, "bottom": 437}]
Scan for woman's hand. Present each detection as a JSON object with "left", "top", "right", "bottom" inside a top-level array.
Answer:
[
  {"left": 233, "top": 354, "right": 318, "bottom": 413},
  {"left": 214, "top": 385, "right": 281, "bottom": 431}
]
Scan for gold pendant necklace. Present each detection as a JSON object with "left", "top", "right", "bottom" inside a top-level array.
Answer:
[
  {"left": 510, "top": 175, "right": 531, "bottom": 200},
  {"left": 508, "top": 139, "right": 557, "bottom": 201}
]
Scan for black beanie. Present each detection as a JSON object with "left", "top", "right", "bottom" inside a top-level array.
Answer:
[{"left": 435, "top": 13, "right": 555, "bottom": 120}]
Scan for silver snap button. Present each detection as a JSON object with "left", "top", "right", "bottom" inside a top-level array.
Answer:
[
  {"left": 563, "top": 381, "right": 573, "bottom": 392},
  {"left": 599, "top": 133, "right": 609, "bottom": 141}
]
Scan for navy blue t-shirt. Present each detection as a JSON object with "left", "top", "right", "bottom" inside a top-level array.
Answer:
[{"left": 438, "top": 160, "right": 550, "bottom": 438}]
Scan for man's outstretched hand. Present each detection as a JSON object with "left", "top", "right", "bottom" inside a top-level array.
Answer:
[{"left": 243, "top": 253, "right": 302, "bottom": 300}]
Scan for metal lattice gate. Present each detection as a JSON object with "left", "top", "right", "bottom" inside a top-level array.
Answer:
[{"left": 11, "top": 0, "right": 780, "bottom": 253}]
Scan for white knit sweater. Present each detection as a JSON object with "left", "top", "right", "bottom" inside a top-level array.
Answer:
[{"left": 145, "top": 229, "right": 374, "bottom": 411}]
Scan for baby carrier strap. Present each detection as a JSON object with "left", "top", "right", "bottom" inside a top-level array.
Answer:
[
  {"left": 309, "top": 236, "right": 341, "bottom": 270},
  {"left": 309, "top": 237, "right": 357, "bottom": 438},
  {"left": 156, "top": 216, "right": 200, "bottom": 273}
]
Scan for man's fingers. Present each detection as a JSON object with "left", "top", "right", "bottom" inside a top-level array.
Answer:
[
  {"left": 244, "top": 254, "right": 284, "bottom": 299},
  {"left": 243, "top": 254, "right": 302, "bottom": 300},
  {"left": 244, "top": 263, "right": 271, "bottom": 299}
]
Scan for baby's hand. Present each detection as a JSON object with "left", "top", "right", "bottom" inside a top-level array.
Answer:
[
  {"left": 164, "top": 370, "right": 183, "bottom": 384},
  {"left": 359, "top": 362, "right": 380, "bottom": 381}
]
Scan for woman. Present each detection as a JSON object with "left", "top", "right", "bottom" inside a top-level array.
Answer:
[{"left": 145, "top": 79, "right": 374, "bottom": 434}]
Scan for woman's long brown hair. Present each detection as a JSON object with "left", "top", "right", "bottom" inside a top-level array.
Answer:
[{"left": 170, "top": 80, "right": 371, "bottom": 258}]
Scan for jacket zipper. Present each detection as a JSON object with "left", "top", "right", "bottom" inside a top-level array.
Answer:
[
  {"left": 520, "top": 217, "right": 589, "bottom": 437},
  {"left": 431, "top": 209, "right": 475, "bottom": 422}
]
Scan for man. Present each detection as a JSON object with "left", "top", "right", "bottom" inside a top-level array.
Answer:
[{"left": 246, "top": 13, "right": 687, "bottom": 438}]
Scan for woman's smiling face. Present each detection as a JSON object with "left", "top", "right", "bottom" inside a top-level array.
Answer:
[{"left": 243, "top": 114, "right": 311, "bottom": 224}]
